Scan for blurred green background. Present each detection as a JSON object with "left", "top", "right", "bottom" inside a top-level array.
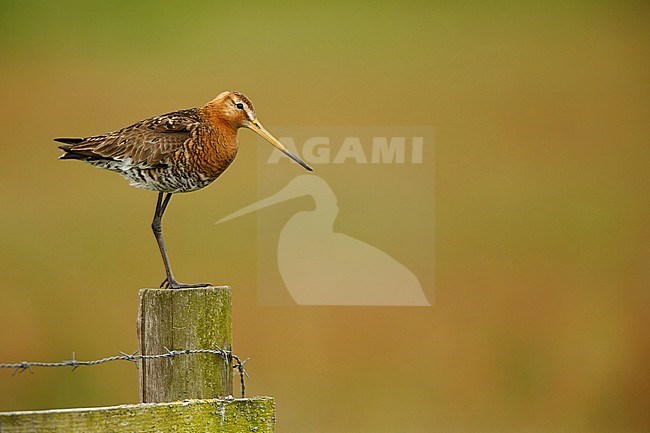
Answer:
[{"left": 0, "top": 1, "right": 648, "bottom": 432}]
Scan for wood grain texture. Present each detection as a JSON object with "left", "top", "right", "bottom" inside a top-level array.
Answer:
[
  {"left": 137, "top": 286, "right": 233, "bottom": 403},
  {"left": 0, "top": 397, "right": 275, "bottom": 433}
]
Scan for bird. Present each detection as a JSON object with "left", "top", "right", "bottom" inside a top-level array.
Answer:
[
  {"left": 218, "top": 175, "right": 430, "bottom": 305},
  {"left": 56, "top": 90, "right": 313, "bottom": 289}
]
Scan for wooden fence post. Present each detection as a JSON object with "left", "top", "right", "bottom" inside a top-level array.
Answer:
[
  {"left": 137, "top": 286, "right": 233, "bottom": 402},
  {"left": 0, "top": 285, "right": 276, "bottom": 432}
]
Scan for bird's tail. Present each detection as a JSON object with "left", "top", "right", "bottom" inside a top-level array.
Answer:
[
  {"left": 55, "top": 138, "right": 92, "bottom": 160},
  {"left": 54, "top": 137, "right": 84, "bottom": 145}
]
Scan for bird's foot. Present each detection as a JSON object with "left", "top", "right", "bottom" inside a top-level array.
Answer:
[{"left": 160, "top": 277, "right": 212, "bottom": 290}]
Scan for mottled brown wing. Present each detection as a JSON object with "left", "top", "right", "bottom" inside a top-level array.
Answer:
[{"left": 57, "top": 108, "right": 202, "bottom": 168}]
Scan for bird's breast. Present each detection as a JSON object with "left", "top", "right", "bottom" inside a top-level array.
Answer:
[{"left": 171, "top": 123, "right": 238, "bottom": 183}]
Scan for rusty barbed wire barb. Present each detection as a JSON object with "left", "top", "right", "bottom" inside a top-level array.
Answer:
[{"left": 0, "top": 348, "right": 248, "bottom": 397}]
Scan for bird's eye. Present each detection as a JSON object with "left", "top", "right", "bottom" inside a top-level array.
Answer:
[{"left": 236, "top": 103, "right": 244, "bottom": 110}]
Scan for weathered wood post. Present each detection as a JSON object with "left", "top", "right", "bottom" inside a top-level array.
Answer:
[
  {"left": 0, "top": 285, "right": 277, "bottom": 432},
  {"left": 137, "top": 286, "right": 233, "bottom": 402}
]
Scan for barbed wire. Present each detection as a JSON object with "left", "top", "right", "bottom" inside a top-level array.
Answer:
[{"left": 0, "top": 348, "right": 249, "bottom": 398}]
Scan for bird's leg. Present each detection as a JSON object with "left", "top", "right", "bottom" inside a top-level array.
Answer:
[
  {"left": 151, "top": 192, "right": 210, "bottom": 290},
  {"left": 152, "top": 193, "right": 175, "bottom": 287}
]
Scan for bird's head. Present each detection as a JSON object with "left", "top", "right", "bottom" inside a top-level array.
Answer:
[{"left": 206, "top": 91, "right": 313, "bottom": 171}]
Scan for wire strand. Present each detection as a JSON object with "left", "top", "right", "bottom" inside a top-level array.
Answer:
[{"left": 0, "top": 348, "right": 248, "bottom": 398}]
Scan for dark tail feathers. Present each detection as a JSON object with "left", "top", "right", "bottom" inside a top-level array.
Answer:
[
  {"left": 54, "top": 137, "right": 84, "bottom": 145},
  {"left": 56, "top": 138, "right": 93, "bottom": 160}
]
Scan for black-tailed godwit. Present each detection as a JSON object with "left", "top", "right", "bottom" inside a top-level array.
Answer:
[{"left": 56, "top": 91, "right": 312, "bottom": 289}]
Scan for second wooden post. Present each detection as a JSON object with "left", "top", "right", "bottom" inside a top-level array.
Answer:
[{"left": 137, "top": 286, "right": 233, "bottom": 403}]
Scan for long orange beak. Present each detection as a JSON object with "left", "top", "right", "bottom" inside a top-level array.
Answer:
[{"left": 248, "top": 119, "right": 313, "bottom": 171}]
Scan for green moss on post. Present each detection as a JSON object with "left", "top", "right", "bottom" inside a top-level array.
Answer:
[
  {"left": 137, "top": 286, "right": 233, "bottom": 403},
  {"left": 0, "top": 286, "right": 276, "bottom": 431},
  {"left": 0, "top": 397, "right": 275, "bottom": 433}
]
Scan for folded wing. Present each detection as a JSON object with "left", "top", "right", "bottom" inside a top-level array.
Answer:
[{"left": 56, "top": 108, "right": 202, "bottom": 169}]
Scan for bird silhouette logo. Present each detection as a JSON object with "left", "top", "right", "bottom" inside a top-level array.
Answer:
[{"left": 218, "top": 175, "right": 430, "bottom": 306}]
